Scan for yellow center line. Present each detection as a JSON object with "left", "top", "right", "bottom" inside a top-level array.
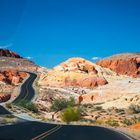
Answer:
[
  {"left": 31, "top": 125, "right": 62, "bottom": 140},
  {"left": 23, "top": 75, "right": 34, "bottom": 100},
  {"left": 36, "top": 125, "right": 62, "bottom": 140}
]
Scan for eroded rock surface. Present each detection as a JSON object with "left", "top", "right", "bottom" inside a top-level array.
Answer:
[
  {"left": 0, "top": 70, "right": 27, "bottom": 85},
  {"left": 0, "top": 49, "right": 22, "bottom": 58},
  {"left": 38, "top": 58, "right": 113, "bottom": 88},
  {"left": 96, "top": 53, "right": 140, "bottom": 77}
]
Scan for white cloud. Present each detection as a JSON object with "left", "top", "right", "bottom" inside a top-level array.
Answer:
[
  {"left": 91, "top": 56, "right": 101, "bottom": 61},
  {"left": 0, "top": 43, "right": 13, "bottom": 49},
  {"left": 25, "top": 56, "right": 33, "bottom": 60}
]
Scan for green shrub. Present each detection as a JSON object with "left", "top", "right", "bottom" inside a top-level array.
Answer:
[
  {"left": 61, "top": 107, "right": 81, "bottom": 123},
  {"left": 105, "top": 119, "right": 119, "bottom": 127},
  {"left": 5, "top": 103, "right": 12, "bottom": 109},
  {"left": 131, "top": 117, "right": 140, "bottom": 124},
  {"left": 15, "top": 100, "right": 38, "bottom": 113},
  {"left": 51, "top": 97, "right": 75, "bottom": 112},
  {"left": 5, "top": 115, "right": 15, "bottom": 119},
  {"left": 123, "top": 118, "right": 133, "bottom": 126},
  {"left": 123, "top": 117, "right": 140, "bottom": 126},
  {"left": 129, "top": 104, "right": 140, "bottom": 114}
]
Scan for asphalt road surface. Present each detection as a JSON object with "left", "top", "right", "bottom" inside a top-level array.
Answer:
[
  {"left": 0, "top": 72, "right": 135, "bottom": 140},
  {"left": 0, "top": 72, "right": 37, "bottom": 115},
  {"left": 0, "top": 105, "right": 11, "bottom": 115},
  {"left": 12, "top": 72, "right": 37, "bottom": 104},
  {"left": 0, "top": 121, "right": 135, "bottom": 140}
]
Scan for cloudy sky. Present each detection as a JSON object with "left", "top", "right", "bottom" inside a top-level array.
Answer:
[{"left": 0, "top": 0, "right": 140, "bottom": 67}]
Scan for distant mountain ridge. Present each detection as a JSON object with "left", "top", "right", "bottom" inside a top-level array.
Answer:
[
  {"left": 0, "top": 49, "right": 38, "bottom": 72},
  {"left": 102, "top": 53, "right": 140, "bottom": 60},
  {"left": 0, "top": 49, "right": 139, "bottom": 77}
]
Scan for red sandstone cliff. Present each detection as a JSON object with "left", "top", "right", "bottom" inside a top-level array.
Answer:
[{"left": 96, "top": 53, "right": 140, "bottom": 77}]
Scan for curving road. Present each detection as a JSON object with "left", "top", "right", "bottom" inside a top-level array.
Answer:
[
  {"left": 0, "top": 121, "right": 135, "bottom": 140},
  {"left": 0, "top": 72, "right": 135, "bottom": 140},
  {"left": 12, "top": 72, "right": 37, "bottom": 104},
  {"left": 0, "top": 72, "right": 37, "bottom": 115}
]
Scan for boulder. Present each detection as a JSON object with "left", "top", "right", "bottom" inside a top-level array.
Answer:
[{"left": 0, "top": 70, "right": 27, "bottom": 85}]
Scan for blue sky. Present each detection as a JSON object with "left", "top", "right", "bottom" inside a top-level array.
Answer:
[{"left": 0, "top": 0, "right": 140, "bottom": 68}]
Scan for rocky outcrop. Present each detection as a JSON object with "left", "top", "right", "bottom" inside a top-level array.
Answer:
[
  {"left": 0, "top": 49, "right": 38, "bottom": 72},
  {"left": 0, "top": 70, "right": 27, "bottom": 85},
  {"left": 83, "top": 77, "right": 108, "bottom": 87},
  {"left": 54, "top": 57, "right": 98, "bottom": 74},
  {"left": 0, "top": 94, "right": 11, "bottom": 103},
  {"left": 96, "top": 53, "right": 140, "bottom": 77},
  {"left": 0, "top": 49, "right": 22, "bottom": 58},
  {"left": 38, "top": 58, "right": 110, "bottom": 88}
]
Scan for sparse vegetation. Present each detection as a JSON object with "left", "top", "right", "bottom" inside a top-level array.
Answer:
[
  {"left": 5, "top": 103, "right": 12, "bottom": 109},
  {"left": 123, "top": 117, "right": 140, "bottom": 126},
  {"left": 94, "top": 106, "right": 103, "bottom": 111},
  {"left": 105, "top": 119, "right": 119, "bottom": 127},
  {"left": 123, "top": 118, "right": 133, "bottom": 126},
  {"left": 51, "top": 97, "right": 75, "bottom": 112},
  {"left": 4, "top": 115, "right": 15, "bottom": 119},
  {"left": 61, "top": 107, "right": 81, "bottom": 123},
  {"left": 14, "top": 100, "right": 38, "bottom": 113},
  {"left": 129, "top": 104, "right": 140, "bottom": 114}
]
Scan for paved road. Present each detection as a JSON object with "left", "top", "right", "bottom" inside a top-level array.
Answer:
[
  {"left": 0, "top": 105, "right": 11, "bottom": 115},
  {"left": 0, "top": 121, "right": 135, "bottom": 140},
  {"left": 0, "top": 72, "right": 135, "bottom": 140},
  {"left": 0, "top": 72, "right": 37, "bottom": 115},
  {"left": 12, "top": 72, "right": 37, "bottom": 104}
]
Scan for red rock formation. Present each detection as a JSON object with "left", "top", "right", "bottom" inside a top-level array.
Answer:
[
  {"left": 96, "top": 53, "right": 140, "bottom": 77},
  {"left": 130, "top": 122, "right": 140, "bottom": 130},
  {"left": 0, "top": 94, "right": 11, "bottom": 103},
  {"left": 78, "top": 77, "right": 108, "bottom": 88},
  {"left": 0, "top": 70, "right": 27, "bottom": 85},
  {"left": 0, "top": 73, "right": 5, "bottom": 81},
  {"left": 0, "top": 49, "right": 22, "bottom": 58},
  {"left": 54, "top": 57, "right": 98, "bottom": 74},
  {"left": 40, "top": 58, "right": 109, "bottom": 88}
]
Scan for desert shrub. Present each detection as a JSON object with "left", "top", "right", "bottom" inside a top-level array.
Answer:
[
  {"left": 15, "top": 100, "right": 38, "bottom": 113},
  {"left": 5, "top": 103, "right": 12, "bottom": 109},
  {"left": 5, "top": 115, "right": 15, "bottom": 119},
  {"left": 51, "top": 97, "right": 75, "bottom": 112},
  {"left": 123, "top": 118, "right": 133, "bottom": 126},
  {"left": 80, "top": 118, "right": 95, "bottom": 123},
  {"left": 131, "top": 117, "right": 140, "bottom": 124},
  {"left": 82, "top": 104, "right": 94, "bottom": 109},
  {"left": 129, "top": 104, "right": 140, "bottom": 114},
  {"left": 115, "top": 108, "right": 124, "bottom": 113},
  {"left": 94, "top": 106, "right": 103, "bottom": 111},
  {"left": 123, "top": 117, "right": 140, "bottom": 126},
  {"left": 105, "top": 119, "right": 119, "bottom": 127},
  {"left": 61, "top": 107, "right": 81, "bottom": 123},
  {"left": 68, "top": 97, "right": 75, "bottom": 107}
]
